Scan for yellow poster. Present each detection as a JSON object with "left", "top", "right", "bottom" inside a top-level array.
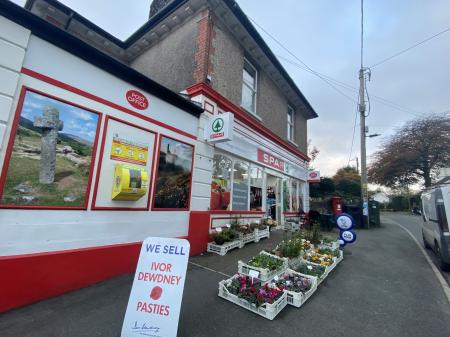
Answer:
[{"left": 110, "top": 135, "right": 149, "bottom": 166}]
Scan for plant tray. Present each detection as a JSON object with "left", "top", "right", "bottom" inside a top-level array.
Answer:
[
  {"left": 270, "top": 269, "right": 318, "bottom": 308},
  {"left": 207, "top": 240, "right": 241, "bottom": 256},
  {"left": 320, "top": 241, "right": 340, "bottom": 250},
  {"left": 239, "top": 231, "right": 256, "bottom": 247},
  {"left": 287, "top": 255, "right": 303, "bottom": 268},
  {"left": 283, "top": 221, "right": 301, "bottom": 232},
  {"left": 218, "top": 276, "right": 287, "bottom": 320},
  {"left": 255, "top": 226, "right": 270, "bottom": 242},
  {"left": 301, "top": 260, "right": 330, "bottom": 284},
  {"left": 336, "top": 250, "right": 343, "bottom": 264},
  {"left": 238, "top": 251, "right": 288, "bottom": 282}
]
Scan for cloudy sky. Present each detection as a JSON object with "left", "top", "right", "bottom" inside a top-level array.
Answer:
[{"left": 12, "top": 0, "right": 450, "bottom": 176}]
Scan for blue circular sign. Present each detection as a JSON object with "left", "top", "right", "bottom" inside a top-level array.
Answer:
[
  {"left": 336, "top": 213, "right": 354, "bottom": 231},
  {"left": 340, "top": 230, "right": 357, "bottom": 244}
]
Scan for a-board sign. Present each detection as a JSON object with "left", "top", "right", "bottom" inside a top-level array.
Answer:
[
  {"left": 340, "top": 230, "right": 357, "bottom": 244},
  {"left": 336, "top": 213, "right": 354, "bottom": 231},
  {"left": 121, "top": 237, "right": 190, "bottom": 337}
]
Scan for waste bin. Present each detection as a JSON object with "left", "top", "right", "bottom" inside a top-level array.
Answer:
[
  {"left": 369, "top": 200, "right": 381, "bottom": 226},
  {"left": 343, "top": 204, "right": 363, "bottom": 228}
]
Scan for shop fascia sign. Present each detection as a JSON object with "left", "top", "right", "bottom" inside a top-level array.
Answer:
[
  {"left": 257, "top": 149, "right": 285, "bottom": 172},
  {"left": 307, "top": 170, "right": 320, "bottom": 182},
  {"left": 205, "top": 112, "right": 234, "bottom": 143}
]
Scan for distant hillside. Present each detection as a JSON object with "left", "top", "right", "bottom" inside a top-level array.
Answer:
[{"left": 19, "top": 117, "right": 93, "bottom": 156}]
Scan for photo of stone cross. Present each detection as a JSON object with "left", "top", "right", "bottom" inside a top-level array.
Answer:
[{"left": 33, "top": 106, "right": 64, "bottom": 184}]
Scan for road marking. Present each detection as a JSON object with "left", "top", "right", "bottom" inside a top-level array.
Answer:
[
  {"left": 386, "top": 218, "right": 450, "bottom": 304},
  {"left": 188, "top": 261, "right": 231, "bottom": 278}
]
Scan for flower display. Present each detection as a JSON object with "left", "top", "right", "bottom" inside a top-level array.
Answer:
[
  {"left": 316, "top": 247, "right": 340, "bottom": 258},
  {"left": 272, "top": 272, "right": 312, "bottom": 293},
  {"left": 211, "top": 228, "right": 237, "bottom": 245},
  {"left": 248, "top": 253, "right": 284, "bottom": 271},
  {"left": 293, "top": 262, "right": 326, "bottom": 278},
  {"left": 304, "top": 252, "right": 334, "bottom": 266},
  {"left": 226, "top": 275, "right": 284, "bottom": 307}
]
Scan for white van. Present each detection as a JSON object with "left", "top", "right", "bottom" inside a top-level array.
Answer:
[{"left": 421, "top": 184, "right": 450, "bottom": 271}]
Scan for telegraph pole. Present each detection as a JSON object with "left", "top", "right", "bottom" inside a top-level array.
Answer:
[{"left": 359, "top": 0, "right": 369, "bottom": 228}]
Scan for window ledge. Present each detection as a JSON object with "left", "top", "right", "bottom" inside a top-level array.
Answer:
[
  {"left": 240, "top": 105, "right": 262, "bottom": 121},
  {"left": 288, "top": 139, "right": 298, "bottom": 147}
]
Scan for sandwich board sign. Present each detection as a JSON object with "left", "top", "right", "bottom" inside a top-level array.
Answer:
[{"left": 121, "top": 237, "right": 190, "bottom": 337}]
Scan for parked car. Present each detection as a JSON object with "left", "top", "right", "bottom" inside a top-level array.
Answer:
[{"left": 421, "top": 185, "right": 450, "bottom": 271}]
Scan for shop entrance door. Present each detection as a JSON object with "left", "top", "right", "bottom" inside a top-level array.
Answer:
[{"left": 266, "top": 174, "right": 283, "bottom": 223}]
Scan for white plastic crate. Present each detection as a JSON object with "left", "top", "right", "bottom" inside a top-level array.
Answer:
[
  {"left": 287, "top": 255, "right": 303, "bottom": 269},
  {"left": 255, "top": 226, "right": 270, "bottom": 242},
  {"left": 239, "top": 231, "right": 256, "bottom": 247},
  {"left": 207, "top": 240, "right": 241, "bottom": 256},
  {"left": 336, "top": 250, "right": 343, "bottom": 264},
  {"left": 238, "top": 251, "right": 288, "bottom": 282},
  {"left": 301, "top": 260, "right": 329, "bottom": 283},
  {"left": 218, "top": 276, "right": 287, "bottom": 320},
  {"left": 283, "top": 221, "right": 301, "bottom": 232},
  {"left": 320, "top": 240, "right": 340, "bottom": 250},
  {"left": 269, "top": 269, "right": 318, "bottom": 308}
]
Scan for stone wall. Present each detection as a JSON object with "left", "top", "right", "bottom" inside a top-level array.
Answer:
[{"left": 130, "top": 13, "right": 199, "bottom": 93}]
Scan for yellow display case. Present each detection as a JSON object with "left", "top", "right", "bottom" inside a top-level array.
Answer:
[{"left": 112, "top": 163, "right": 149, "bottom": 201}]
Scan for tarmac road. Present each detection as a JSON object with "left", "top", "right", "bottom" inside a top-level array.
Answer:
[{"left": 1, "top": 219, "right": 450, "bottom": 337}]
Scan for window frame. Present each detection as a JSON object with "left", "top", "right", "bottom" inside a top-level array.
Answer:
[
  {"left": 241, "top": 58, "right": 258, "bottom": 115},
  {"left": 287, "top": 105, "right": 295, "bottom": 142}
]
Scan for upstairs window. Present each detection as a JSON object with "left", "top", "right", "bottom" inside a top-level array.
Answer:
[
  {"left": 287, "top": 105, "right": 295, "bottom": 141},
  {"left": 241, "top": 59, "right": 257, "bottom": 114}
]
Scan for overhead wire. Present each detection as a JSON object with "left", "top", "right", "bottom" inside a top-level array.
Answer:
[{"left": 369, "top": 27, "right": 450, "bottom": 68}]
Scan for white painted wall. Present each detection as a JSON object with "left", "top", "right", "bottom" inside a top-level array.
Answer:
[
  {"left": 0, "top": 16, "right": 30, "bottom": 159},
  {"left": 0, "top": 31, "right": 200, "bottom": 256}
]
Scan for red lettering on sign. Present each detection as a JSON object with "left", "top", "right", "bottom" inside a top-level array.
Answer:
[
  {"left": 257, "top": 149, "right": 285, "bottom": 171},
  {"left": 126, "top": 90, "right": 149, "bottom": 110}
]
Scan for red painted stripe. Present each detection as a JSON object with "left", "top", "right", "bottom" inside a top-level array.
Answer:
[
  {"left": 21, "top": 67, "right": 198, "bottom": 140},
  {"left": 0, "top": 237, "right": 189, "bottom": 313}
]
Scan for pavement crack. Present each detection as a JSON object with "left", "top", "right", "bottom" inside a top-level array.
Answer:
[{"left": 188, "top": 261, "right": 231, "bottom": 278}]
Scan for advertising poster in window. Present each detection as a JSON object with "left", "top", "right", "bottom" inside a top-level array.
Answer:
[
  {"left": 154, "top": 136, "right": 194, "bottom": 209},
  {"left": 211, "top": 154, "right": 232, "bottom": 210},
  {"left": 0, "top": 90, "right": 100, "bottom": 207}
]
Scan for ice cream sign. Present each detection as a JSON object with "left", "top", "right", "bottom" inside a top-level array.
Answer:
[{"left": 121, "top": 237, "right": 190, "bottom": 337}]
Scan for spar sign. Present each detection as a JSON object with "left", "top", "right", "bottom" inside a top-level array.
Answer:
[
  {"left": 121, "top": 237, "right": 190, "bottom": 337},
  {"left": 205, "top": 112, "right": 234, "bottom": 143}
]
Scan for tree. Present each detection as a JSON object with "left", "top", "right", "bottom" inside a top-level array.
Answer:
[
  {"left": 309, "top": 177, "right": 335, "bottom": 198},
  {"left": 307, "top": 139, "right": 319, "bottom": 169},
  {"left": 333, "top": 166, "right": 361, "bottom": 199},
  {"left": 369, "top": 113, "right": 450, "bottom": 187}
]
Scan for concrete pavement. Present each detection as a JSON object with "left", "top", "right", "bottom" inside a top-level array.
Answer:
[{"left": 1, "top": 221, "right": 450, "bottom": 337}]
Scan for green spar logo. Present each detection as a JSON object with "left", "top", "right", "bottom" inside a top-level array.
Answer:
[{"left": 212, "top": 118, "right": 224, "bottom": 133}]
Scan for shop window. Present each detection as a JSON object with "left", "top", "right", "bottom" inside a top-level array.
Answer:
[
  {"left": 287, "top": 105, "right": 295, "bottom": 141},
  {"left": 211, "top": 154, "right": 232, "bottom": 210},
  {"left": 291, "top": 180, "right": 298, "bottom": 212},
  {"left": 250, "top": 166, "right": 263, "bottom": 211},
  {"left": 241, "top": 59, "right": 257, "bottom": 114},
  {"left": 232, "top": 161, "right": 249, "bottom": 210},
  {"left": 0, "top": 89, "right": 100, "bottom": 208},
  {"left": 153, "top": 136, "right": 194, "bottom": 209},
  {"left": 283, "top": 179, "right": 291, "bottom": 212}
]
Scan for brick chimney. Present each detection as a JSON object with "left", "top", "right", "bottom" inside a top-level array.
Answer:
[{"left": 149, "top": 0, "right": 172, "bottom": 18}]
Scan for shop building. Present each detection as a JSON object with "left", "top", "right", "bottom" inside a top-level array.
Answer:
[
  {"left": 0, "top": 0, "right": 319, "bottom": 312},
  {"left": 24, "top": 0, "right": 318, "bottom": 255},
  {"left": 0, "top": 2, "right": 203, "bottom": 312}
]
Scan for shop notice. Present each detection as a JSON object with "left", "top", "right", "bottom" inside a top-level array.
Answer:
[{"left": 121, "top": 237, "right": 190, "bottom": 337}]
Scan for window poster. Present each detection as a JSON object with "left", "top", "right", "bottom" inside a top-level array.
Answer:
[
  {"left": 153, "top": 136, "right": 194, "bottom": 209},
  {"left": 0, "top": 90, "right": 99, "bottom": 207}
]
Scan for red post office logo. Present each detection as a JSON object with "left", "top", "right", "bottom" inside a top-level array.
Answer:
[{"left": 126, "top": 90, "right": 149, "bottom": 110}]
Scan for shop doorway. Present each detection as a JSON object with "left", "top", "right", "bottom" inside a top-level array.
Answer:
[{"left": 266, "top": 174, "right": 282, "bottom": 221}]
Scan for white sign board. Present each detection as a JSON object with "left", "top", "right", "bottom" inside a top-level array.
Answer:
[
  {"left": 336, "top": 214, "right": 354, "bottom": 231},
  {"left": 307, "top": 170, "right": 320, "bottom": 182},
  {"left": 205, "top": 112, "right": 234, "bottom": 143},
  {"left": 121, "top": 237, "right": 190, "bottom": 337}
]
